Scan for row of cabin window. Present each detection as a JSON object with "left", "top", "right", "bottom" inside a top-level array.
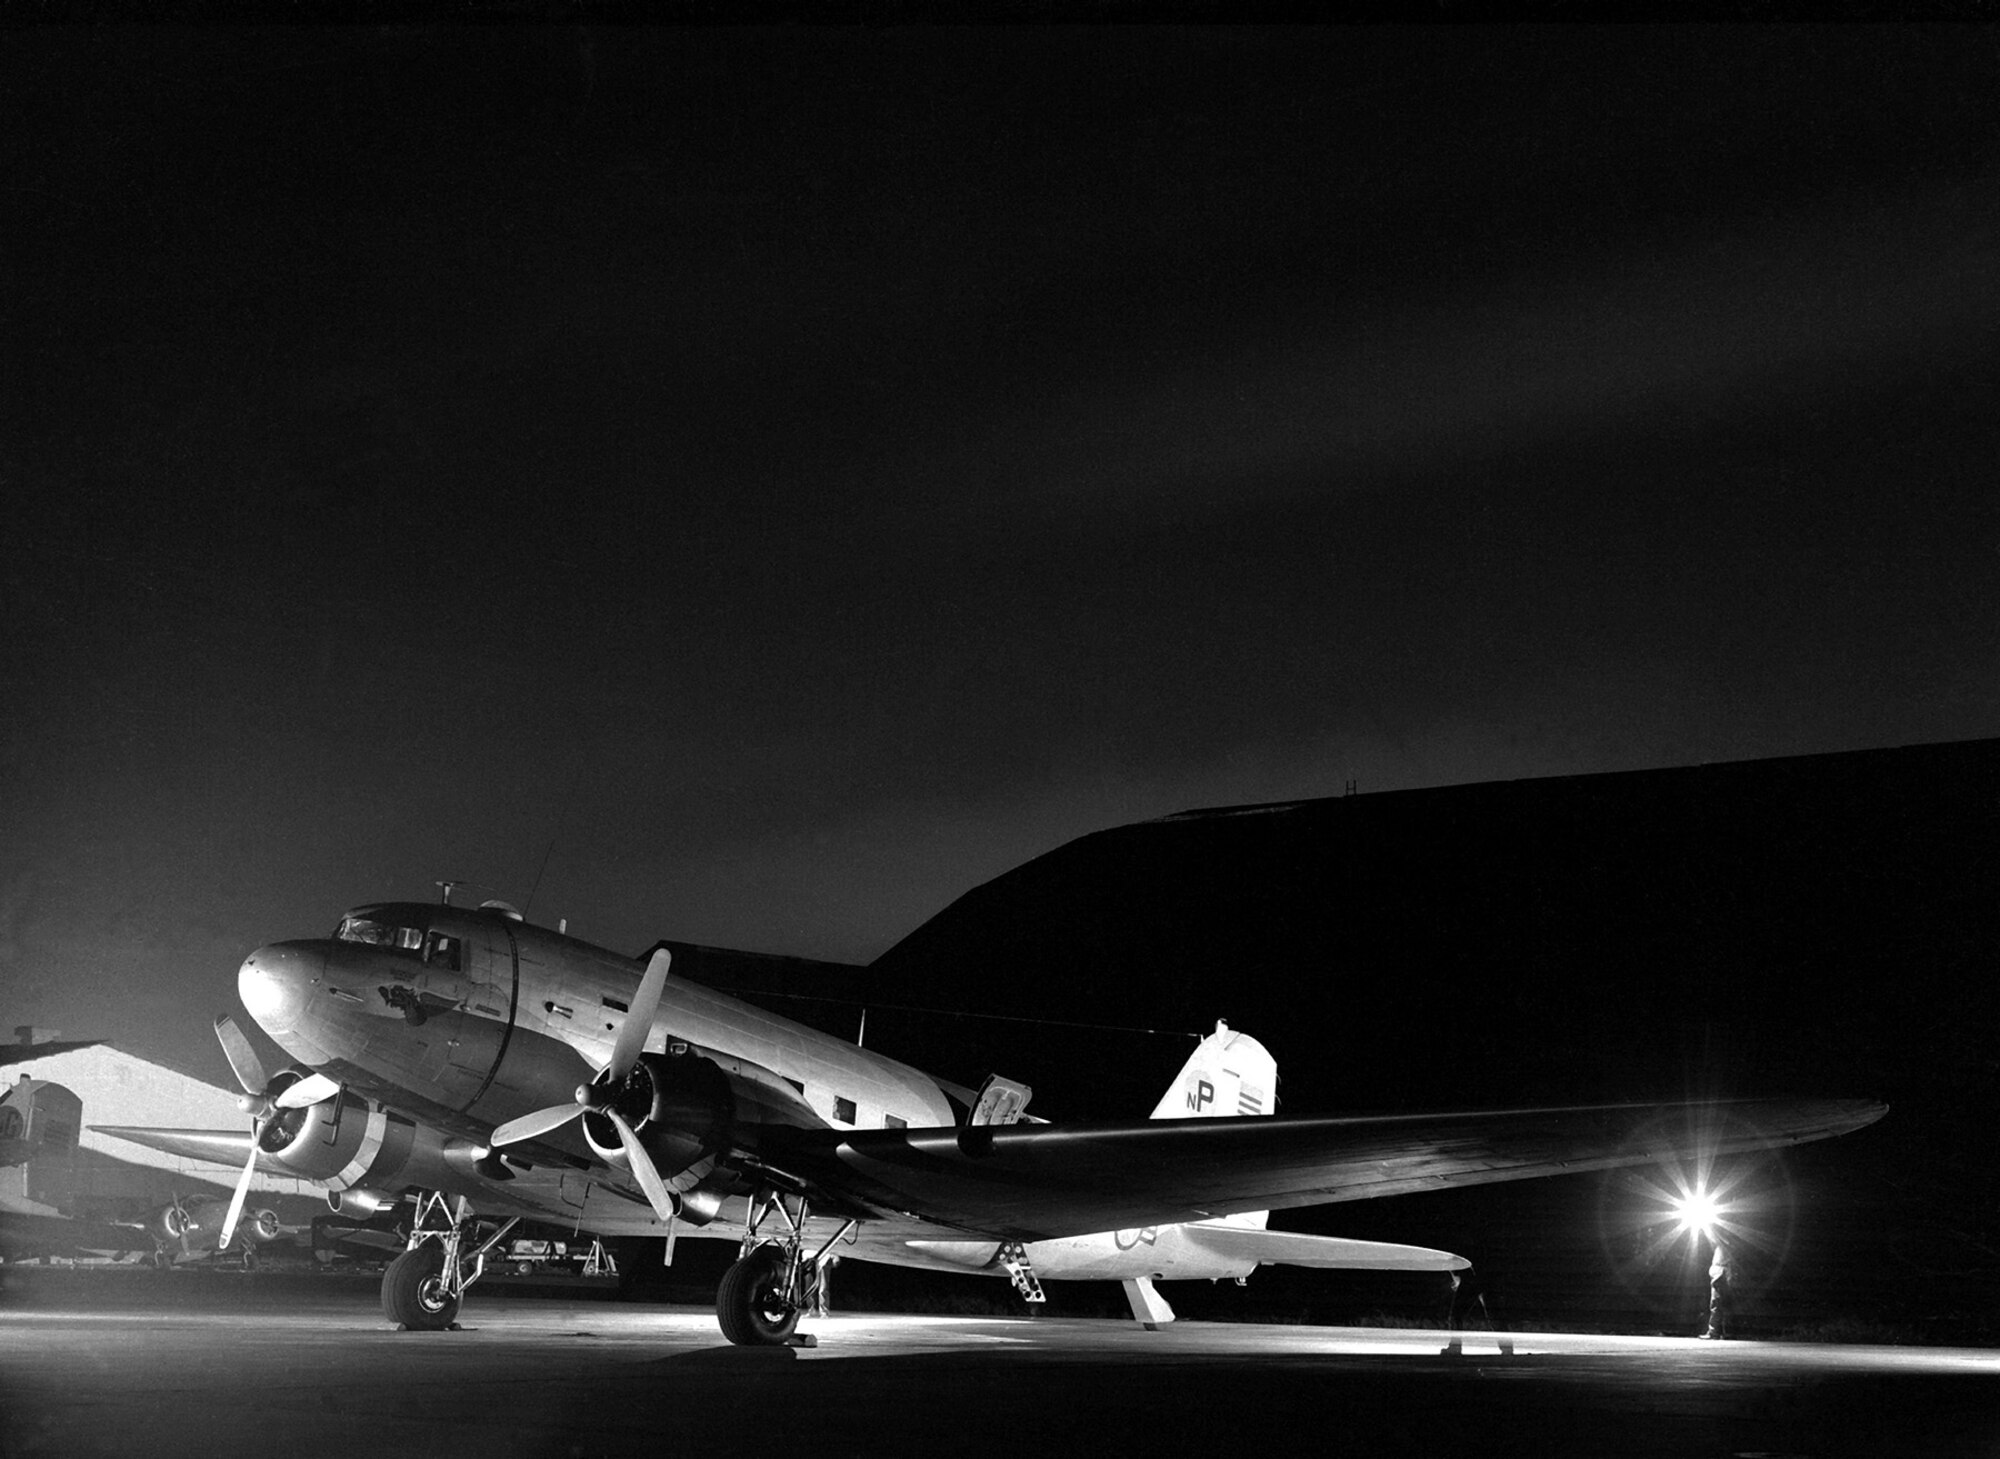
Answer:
[{"left": 829, "top": 1095, "right": 905, "bottom": 1129}]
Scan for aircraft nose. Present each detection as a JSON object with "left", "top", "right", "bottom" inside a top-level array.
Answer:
[{"left": 237, "top": 943, "right": 313, "bottom": 1036}]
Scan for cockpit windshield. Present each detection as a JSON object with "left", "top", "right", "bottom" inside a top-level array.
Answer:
[
  {"left": 333, "top": 914, "right": 463, "bottom": 973},
  {"left": 335, "top": 915, "right": 424, "bottom": 953}
]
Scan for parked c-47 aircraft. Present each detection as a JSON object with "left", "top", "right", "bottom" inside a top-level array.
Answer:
[{"left": 102, "top": 899, "right": 1884, "bottom": 1344}]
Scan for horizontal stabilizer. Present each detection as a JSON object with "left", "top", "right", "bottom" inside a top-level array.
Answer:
[{"left": 1183, "top": 1222, "right": 1468, "bottom": 1272}]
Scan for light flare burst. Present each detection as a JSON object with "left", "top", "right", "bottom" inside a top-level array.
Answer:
[
  {"left": 1592, "top": 1110, "right": 1801, "bottom": 1316},
  {"left": 1671, "top": 1186, "right": 1723, "bottom": 1239},
  {"left": 1617, "top": 1155, "right": 1773, "bottom": 1269}
]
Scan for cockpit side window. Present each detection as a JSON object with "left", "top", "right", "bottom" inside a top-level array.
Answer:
[
  {"left": 336, "top": 916, "right": 424, "bottom": 954},
  {"left": 424, "top": 932, "right": 462, "bottom": 971}
]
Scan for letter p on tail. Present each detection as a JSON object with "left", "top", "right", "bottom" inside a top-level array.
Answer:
[{"left": 1151, "top": 1021, "right": 1277, "bottom": 1121}]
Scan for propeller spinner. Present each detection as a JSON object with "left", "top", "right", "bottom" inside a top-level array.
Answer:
[
  {"left": 490, "top": 948, "right": 681, "bottom": 1223},
  {"left": 212, "top": 1014, "right": 339, "bottom": 1249}
]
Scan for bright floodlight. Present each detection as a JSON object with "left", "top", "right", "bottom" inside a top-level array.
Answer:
[{"left": 1672, "top": 1187, "right": 1722, "bottom": 1237}]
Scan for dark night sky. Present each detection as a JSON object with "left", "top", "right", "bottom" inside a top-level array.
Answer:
[{"left": 5, "top": 25, "right": 1999, "bottom": 1080}]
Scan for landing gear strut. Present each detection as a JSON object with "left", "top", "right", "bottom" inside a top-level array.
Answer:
[
  {"left": 714, "top": 1191, "right": 855, "bottom": 1347},
  {"left": 380, "top": 1193, "right": 519, "bottom": 1331}
]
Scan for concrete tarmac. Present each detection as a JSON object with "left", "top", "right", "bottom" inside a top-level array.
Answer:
[{"left": 2, "top": 1271, "right": 1996, "bottom": 1459}]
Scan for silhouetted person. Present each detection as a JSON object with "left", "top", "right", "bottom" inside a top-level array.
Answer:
[
  {"left": 1442, "top": 1265, "right": 1514, "bottom": 1356},
  {"left": 1701, "top": 1237, "right": 1733, "bottom": 1339}
]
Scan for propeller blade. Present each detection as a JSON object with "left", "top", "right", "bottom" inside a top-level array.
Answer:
[
  {"left": 217, "top": 1126, "right": 262, "bottom": 1250},
  {"left": 214, "top": 1015, "right": 269, "bottom": 1097},
  {"left": 490, "top": 1103, "right": 582, "bottom": 1148},
  {"left": 608, "top": 949, "right": 672, "bottom": 1079},
  {"left": 275, "top": 1073, "right": 340, "bottom": 1109},
  {"left": 609, "top": 1110, "right": 680, "bottom": 1225}
]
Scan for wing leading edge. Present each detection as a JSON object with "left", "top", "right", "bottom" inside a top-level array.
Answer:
[
  {"left": 92, "top": 1126, "right": 284, "bottom": 1175},
  {"left": 760, "top": 1096, "right": 1886, "bottom": 1241}
]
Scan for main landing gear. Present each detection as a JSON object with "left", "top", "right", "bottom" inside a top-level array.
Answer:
[
  {"left": 715, "top": 1191, "right": 856, "bottom": 1347},
  {"left": 381, "top": 1192, "right": 520, "bottom": 1331}
]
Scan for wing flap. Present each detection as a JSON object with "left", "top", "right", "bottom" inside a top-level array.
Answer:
[{"left": 763, "top": 1096, "right": 1884, "bottom": 1241}]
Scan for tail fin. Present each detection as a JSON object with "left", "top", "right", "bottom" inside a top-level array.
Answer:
[
  {"left": 1, "top": 1078, "right": 81, "bottom": 1212},
  {"left": 1151, "top": 1022, "right": 1276, "bottom": 1230},
  {"left": 1150, "top": 1020, "right": 1277, "bottom": 1121}
]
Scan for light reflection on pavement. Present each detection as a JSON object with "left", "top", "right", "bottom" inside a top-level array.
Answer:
[{"left": 3, "top": 1285, "right": 1996, "bottom": 1458}]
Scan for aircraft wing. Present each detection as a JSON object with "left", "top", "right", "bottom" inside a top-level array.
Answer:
[
  {"left": 0, "top": 1209, "right": 155, "bottom": 1260},
  {"left": 759, "top": 1096, "right": 1885, "bottom": 1241},
  {"left": 91, "top": 1126, "right": 285, "bottom": 1175}
]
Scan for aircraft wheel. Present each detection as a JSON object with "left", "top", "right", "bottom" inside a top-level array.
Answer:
[
  {"left": 382, "top": 1242, "right": 459, "bottom": 1330},
  {"left": 716, "top": 1244, "right": 799, "bottom": 1346}
]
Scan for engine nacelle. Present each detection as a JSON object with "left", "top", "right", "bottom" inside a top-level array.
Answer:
[
  {"left": 578, "top": 1047, "right": 821, "bottom": 1218},
  {"left": 236, "top": 1207, "right": 283, "bottom": 1244},
  {"left": 147, "top": 1200, "right": 194, "bottom": 1242},
  {"left": 256, "top": 1083, "right": 417, "bottom": 1196},
  {"left": 261, "top": 1080, "right": 531, "bottom": 1208},
  {"left": 256, "top": 1090, "right": 363, "bottom": 1179}
]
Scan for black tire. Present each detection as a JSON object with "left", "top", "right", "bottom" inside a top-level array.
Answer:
[
  {"left": 716, "top": 1244, "right": 799, "bottom": 1346},
  {"left": 382, "top": 1242, "right": 460, "bottom": 1330}
]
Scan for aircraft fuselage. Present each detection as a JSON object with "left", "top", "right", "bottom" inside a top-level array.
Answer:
[
  {"left": 237, "top": 902, "right": 958, "bottom": 1226},
  {"left": 217, "top": 900, "right": 1482, "bottom": 1339}
]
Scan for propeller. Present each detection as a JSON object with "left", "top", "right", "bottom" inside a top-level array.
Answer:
[
  {"left": 490, "top": 949, "right": 680, "bottom": 1222},
  {"left": 212, "top": 1014, "right": 340, "bottom": 1249}
]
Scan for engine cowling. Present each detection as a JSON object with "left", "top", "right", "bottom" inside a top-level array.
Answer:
[
  {"left": 259, "top": 1082, "right": 536, "bottom": 1212},
  {"left": 236, "top": 1206, "right": 282, "bottom": 1244},
  {"left": 147, "top": 1200, "right": 194, "bottom": 1242},
  {"left": 255, "top": 1085, "right": 417, "bottom": 1197},
  {"left": 576, "top": 1046, "right": 822, "bottom": 1217}
]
